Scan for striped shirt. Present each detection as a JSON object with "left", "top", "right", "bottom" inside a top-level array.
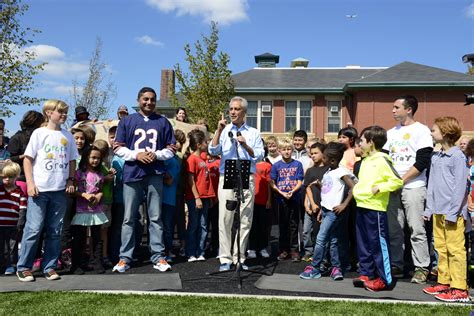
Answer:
[{"left": 0, "top": 185, "right": 27, "bottom": 227}]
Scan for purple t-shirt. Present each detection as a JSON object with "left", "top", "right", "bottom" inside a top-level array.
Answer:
[
  {"left": 270, "top": 159, "right": 304, "bottom": 201},
  {"left": 76, "top": 169, "right": 104, "bottom": 214},
  {"left": 115, "top": 112, "right": 176, "bottom": 183}
]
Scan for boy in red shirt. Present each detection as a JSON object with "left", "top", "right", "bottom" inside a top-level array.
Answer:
[
  {"left": 206, "top": 153, "right": 220, "bottom": 257},
  {"left": 185, "top": 130, "right": 215, "bottom": 262},
  {"left": 0, "top": 161, "right": 27, "bottom": 275},
  {"left": 248, "top": 143, "right": 272, "bottom": 259}
]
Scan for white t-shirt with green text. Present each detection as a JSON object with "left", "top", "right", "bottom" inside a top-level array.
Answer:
[{"left": 24, "top": 127, "right": 79, "bottom": 192}]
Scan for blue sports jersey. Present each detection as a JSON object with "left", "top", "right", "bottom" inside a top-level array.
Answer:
[{"left": 115, "top": 112, "right": 176, "bottom": 183}]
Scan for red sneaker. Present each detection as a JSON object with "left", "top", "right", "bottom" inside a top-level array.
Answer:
[
  {"left": 423, "top": 283, "right": 450, "bottom": 295},
  {"left": 353, "top": 275, "right": 370, "bottom": 288},
  {"left": 364, "top": 278, "right": 387, "bottom": 292},
  {"left": 435, "top": 288, "right": 470, "bottom": 303}
]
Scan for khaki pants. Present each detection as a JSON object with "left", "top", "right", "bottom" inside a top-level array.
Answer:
[
  {"left": 218, "top": 174, "right": 255, "bottom": 264},
  {"left": 434, "top": 214, "right": 467, "bottom": 290},
  {"left": 387, "top": 186, "right": 430, "bottom": 269}
]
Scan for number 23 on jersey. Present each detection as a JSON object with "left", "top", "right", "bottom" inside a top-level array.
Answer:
[{"left": 134, "top": 128, "right": 158, "bottom": 152}]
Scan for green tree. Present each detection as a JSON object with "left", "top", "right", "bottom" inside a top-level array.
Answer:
[
  {"left": 0, "top": 0, "right": 44, "bottom": 117},
  {"left": 71, "top": 37, "right": 116, "bottom": 120},
  {"left": 172, "top": 21, "right": 234, "bottom": 130}
]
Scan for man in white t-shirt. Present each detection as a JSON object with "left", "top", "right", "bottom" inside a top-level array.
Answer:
[{"left": 383, "top": 95, "right": 433, "bottom": 284}]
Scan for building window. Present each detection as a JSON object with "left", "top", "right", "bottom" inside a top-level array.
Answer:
[
  {"left": 285, "top": 100, "right": 312, "bottom": 133},
  {"left": 260, "top": 101, "right": 272, "bottom": 133},
  {"left": 300, "top": 101, "right": 311, "bottom": 132},
  {"left": 327, "top": 100, "right": 341, "bottom": 133},
  {"left": 285, "top": 101, "right": 297, "bottom": 132},
  {"left": 246, "top": 100, "right": 272, "bottom": 132},
  {"left": 247, "top": 101, "right": 258, "bottom": 128}
]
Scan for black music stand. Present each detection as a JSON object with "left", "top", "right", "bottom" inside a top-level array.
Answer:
[{"left": 207, "top": 159, "right": 272, "bottom": 289}]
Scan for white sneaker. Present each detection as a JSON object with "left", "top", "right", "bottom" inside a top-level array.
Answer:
[
  {"left": 197, "top": 255, "right": 206, "bottom": 261},
  {"left": 112, "top": 260, "right": 130, "bottom": 273},
  {"left": 247, "top": 250, "right": 257, "bottom": 259},
  {"left": 188, "top": 256, "right": 198, "bottom": 262},
  {"left": 153, "top": 259, "right": 171, "bottom": 272},
  {"left": 259, "top": 249, "right": 270, "bottom": 258}
]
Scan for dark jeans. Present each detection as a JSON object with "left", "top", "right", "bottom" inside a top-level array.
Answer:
[
  {"left": 0, "top": 227, "right": 19, "bottom": 269},
  {"left": 278, "top": 198, "right": 300, "bottom": 252},
  {"left": 249, "top": 204, "right": 271, "bottom": 251},
  {"left": 61, "top": 195, "right": 76, "bottom": 250},
  {"left": 207, "top": 201, "right": 219, "bottom": 255},
  {"left": 109, "top": 203, "right": 125, "bottom": 263}
]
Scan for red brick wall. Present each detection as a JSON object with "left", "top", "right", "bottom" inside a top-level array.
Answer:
[
  {"left": 273, "top": 99, "right": 284, "bottom": 133},
  {"left": 313, "top": 96, "right": 326, "bottom": 137},
  {"left": 352, "top": 90, "right": 474, "bottom": 132}
]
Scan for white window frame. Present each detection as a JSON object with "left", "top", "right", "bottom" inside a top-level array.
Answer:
[
  {"left": 284, "top": 100, "right": 313, "bottom": 132},
  {"left": 326, "top": 100, "right": 342, "bottom": 133},
  {"left": 258, "top": 100, "right": 273, "bottom": 133},
  {"left": 246, "top": 100, "right": 273, "bottom": 133}
]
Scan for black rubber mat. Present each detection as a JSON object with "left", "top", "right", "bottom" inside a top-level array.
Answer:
[{"left": 0, "top": 273, "right": 182, "bottom": 292}]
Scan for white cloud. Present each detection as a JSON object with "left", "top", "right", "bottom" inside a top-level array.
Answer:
[
  {"left": 145, "top": 0, "right": 249, "bottom": 25},
  {"left": 465, "top": 4, "right": 474, "bottom": 19},
  {"left": 135, "top": 35, "right": 164, "bottom": 47},
  {"left": 42, "top": 60, "right": 89, "bottom": 78},
  {"left": 24, "top": 44, "right": 89, "bottom": 79},
  {"left": 38, "top": 80, "right": 77, "bottom": 96},
  {"left": 27, "top": 45, "right": 65, "bottom": 61}
]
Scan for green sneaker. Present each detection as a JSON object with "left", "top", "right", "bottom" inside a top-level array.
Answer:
[{"left": 411, "top": 268, "right": 428, "bottom": 284}]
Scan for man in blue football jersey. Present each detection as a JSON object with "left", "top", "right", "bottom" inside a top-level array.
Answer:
[{"left": 112, "top": 87, "right": 176, "bottom": 273}]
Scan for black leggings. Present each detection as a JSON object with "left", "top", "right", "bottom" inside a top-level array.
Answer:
[{"left": 71, "top": 225, "right": 101, "bottom": 267}]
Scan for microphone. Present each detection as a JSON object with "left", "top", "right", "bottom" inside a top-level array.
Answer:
[
  {"left": 228, "top": 131, "right": 234, "bottom": 139},
  {"left": 236, "top": 131, "right": 242, "bottom": 137}
]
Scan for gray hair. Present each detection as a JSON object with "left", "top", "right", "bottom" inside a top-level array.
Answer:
[{"left": 229, "top": 96, "right": 248, "bottom": 113}]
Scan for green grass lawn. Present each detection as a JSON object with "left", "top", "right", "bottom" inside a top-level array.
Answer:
[{"left": 0, "top": 292, "right": 471, "bottom": 315}]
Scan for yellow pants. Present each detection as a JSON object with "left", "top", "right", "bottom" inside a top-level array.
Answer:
[{"left": 433, "top": 214, "right": 467, "bottom": 290}]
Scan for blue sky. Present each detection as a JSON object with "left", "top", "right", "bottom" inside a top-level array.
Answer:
[{"left": 5, "top": 0, "right": 474, "bottom": 135}]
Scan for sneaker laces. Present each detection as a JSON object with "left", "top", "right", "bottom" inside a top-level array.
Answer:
[{"left": 304, "top": 266, "right": 315, "bottom": 273}]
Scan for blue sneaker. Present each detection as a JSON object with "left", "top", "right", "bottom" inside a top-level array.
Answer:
[
  {"left": 219, "top": 263, "right": 231, "bottom": 272},
  {"left": 299, "top": 265, "right": 321, "bottom": 279},
  {"left": 4, "top": 266, "right": 15, "bottom": 275},
  {"left": 330, "top": 267, "right": 344, "bottom": 281}
]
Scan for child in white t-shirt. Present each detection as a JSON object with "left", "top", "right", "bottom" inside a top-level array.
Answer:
[
  {"left": 16, "top": 100, "right": 78, "bottom": 282},
  {"left": 299, "top": 142, "right": 355, "bottom": 281}
]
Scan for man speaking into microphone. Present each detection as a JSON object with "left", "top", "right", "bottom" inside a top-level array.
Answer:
[{"left": 208, "top": 96, "right": 264, "bottom": 271}]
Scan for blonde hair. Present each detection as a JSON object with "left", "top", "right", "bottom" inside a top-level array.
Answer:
[
  {"left": 43, "top": 99, "right": 68, "bottom": 122},
  {"left": 265, "top": 135, "right": 279, "bottom": 146},
  {"left": 1, "top": 161, "right": 21, "bottom": 178},
  {"left": 278, "top": 137, "right": 293, "bottom": 149}
]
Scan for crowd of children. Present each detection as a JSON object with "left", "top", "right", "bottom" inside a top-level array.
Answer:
[{"left": 0, "top": 94, "right": 473, "bottom": 303}]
